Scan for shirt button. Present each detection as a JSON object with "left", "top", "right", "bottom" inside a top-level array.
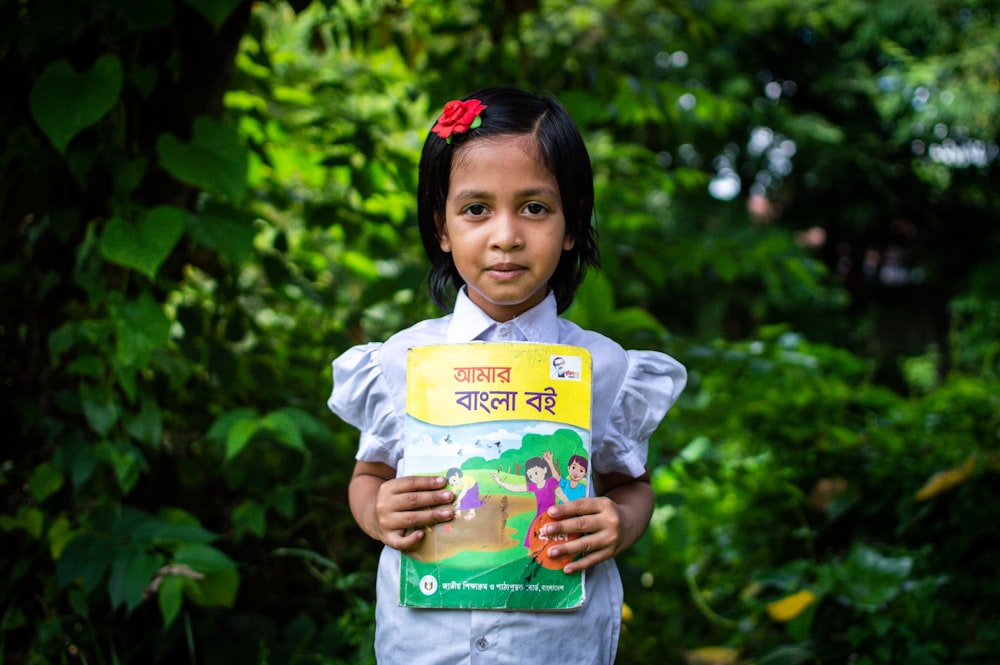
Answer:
[
  {"left": 475, "top": 637, "right": 489, "bottom": 651},
  {"left": 498, "top": 325, "right": 510, "bottom": 340}
]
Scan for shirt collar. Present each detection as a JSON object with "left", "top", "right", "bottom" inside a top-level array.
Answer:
[{"left": 446, "top": 288, "right": 559, "bottom": 343}]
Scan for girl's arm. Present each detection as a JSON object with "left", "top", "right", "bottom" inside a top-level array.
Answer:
[
  {"left": 555, "top": 485, "right": 570, "bottom": 504},
  {"left": 488, "top": 472, "right": 527, "bottom": 493},
  {"left": 543, "top": 449, "right": 562, "bottom": 480},
  {"left": 349, "top": 460, "right": 457, "bottom": 551},
  {"left": 542, "top": 467, "right": 654, "bottom": 575}
]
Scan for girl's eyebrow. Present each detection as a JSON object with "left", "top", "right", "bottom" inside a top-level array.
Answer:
[{"left": 451, "top": 186, "right": 559, "bottom": 201}]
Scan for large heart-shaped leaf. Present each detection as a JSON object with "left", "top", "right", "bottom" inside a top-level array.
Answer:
[
  {"left": 29, "top": 55, "right": 123, "bottom": 154},
  {"left": 99, "top": 205, "right": 188, "bottom": 279},
  {"left": 109, "top": 290, "right": 171, "bottom": 366},
  {"left": 157, "top": 115, "right": 248, "bottom": 201},
  {"left": 187, "top": 202, "right": 255, "bottom": 266}
]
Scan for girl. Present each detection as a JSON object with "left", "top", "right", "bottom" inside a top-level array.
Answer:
[
  {"left": 446, "top": 467, "right": 483, "bottom": 519},
  {"left": 490, "top": 456, "right": 569, "bottom": 546},
  {"left": 328, "top": 86, "right": 686, "bottom": 664}
]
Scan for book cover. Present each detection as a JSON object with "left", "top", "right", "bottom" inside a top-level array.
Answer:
[{"left": 400, "top": 342, "right": 593, "bottom": 610}]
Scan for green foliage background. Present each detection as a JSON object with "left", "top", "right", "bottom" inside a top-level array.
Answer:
[{"left": 2, "top": 0, "right": 999, "bottom": 663}]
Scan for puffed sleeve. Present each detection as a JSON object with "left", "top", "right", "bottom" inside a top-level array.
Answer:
[
  {"left": 595, "top": 350, "right": 687, "bottom": 477},
  {"left": 327, "top": 343, "right": 405, "bottom": 468}
]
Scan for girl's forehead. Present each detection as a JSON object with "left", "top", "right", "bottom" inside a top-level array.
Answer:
[{"left": 450, "top": 133, "right": 547, "bottom": 173}]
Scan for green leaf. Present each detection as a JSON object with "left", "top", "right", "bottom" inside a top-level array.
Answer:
[
  {"left": 108, "top": 548, "right": 165, "bottom": 612},
  {"left": 70, "top": 443, "right": 99, "bottom": 489},
  {"left": 840, "top": 544, "right": 913, "bottom": 611},
  {"left": 97, "top": 440, "right": 146, "bottom": 494},
  {"left": 187, "top": 203, "right": 256, "bottom": 266},
  {"left": 29, "top": 55, "right": 123, "bottom": 153},
  {"left": 184, "top": 567, "right": 240, "bottom": 608},
  {"left": 57, "top": 534, "right": 115, "bottom": 592},
  {"left": 232, "top": 500, "right": 266, "bottom": 541},
  {"left": 261, "top": 409, "right": 306, "bottom": 451},
  {"left": 125, "top": 391, "right": 164, "bottom": 447},
  {"left": 28, "top": 462, "right": 64, "bottom": 503},
  {"left": 173, "top": 543, "right": 236, "bottom": 573},
  {"left": 79, "top": 382, "right": 118, "bottom": 436},
  {"left": 99, "top": 206, "right": 188, "bottom": 279},
  {"left": 157, "top": 115, "right": 248, "bottom": 201},
  {"left": 180, "top": 0, "right": 244, "bottom": 30},
  {"left": 130, "top": 518, "right": 217, "bottom": 546},
  {"left": 109, "top": 290, "right": 172, "bottom": 366},
  {"left": 1, "top": 506, "right": 44, "bottom": 539},
  {"left": 225, "top": 416, "right": 260, "bottom": 461},
  {"left": 158, "top": 574, "right": 184, "bottom": 628},
  {"left": 206, "top": 408, "right": 256, "bottom": 442}
]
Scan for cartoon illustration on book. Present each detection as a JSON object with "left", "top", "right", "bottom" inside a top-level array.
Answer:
[
  {"left": 400, "top": 342, "right": 592, "bottom": 610},
  {"left": 446, "top": 467, "right": 483, "bottom": 519}
]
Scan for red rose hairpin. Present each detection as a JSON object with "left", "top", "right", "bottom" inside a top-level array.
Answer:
[{"left": 431, "top": 99, "right": 487, "bottom": 143}]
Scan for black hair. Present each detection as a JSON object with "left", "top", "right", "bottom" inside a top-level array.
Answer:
[{"left": 417, "top": 86, "right": 599, "bottom": 314}]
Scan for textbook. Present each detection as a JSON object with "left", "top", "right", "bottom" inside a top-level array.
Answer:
[{"left": 400, "top": 342, "right": 593, "bottom": 611}]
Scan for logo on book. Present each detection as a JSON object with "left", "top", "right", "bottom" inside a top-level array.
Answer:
[
  {"left": 550, "top": 355, "right": 582, "bottom": 381},
  {"left": 419, "top": 574, "right": 438, "bottom": 596}
]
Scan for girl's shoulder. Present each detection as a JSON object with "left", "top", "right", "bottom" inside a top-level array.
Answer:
[{"left": 379, "top": 314, "right": 452, "bottom": 364}]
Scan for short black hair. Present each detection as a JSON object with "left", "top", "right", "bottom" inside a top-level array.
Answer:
[{"left": 417, "top": 86, "right": 599, "bottom": 314}]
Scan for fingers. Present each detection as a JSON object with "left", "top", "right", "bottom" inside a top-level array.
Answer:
[
  {"left": 375, "top": 476, "right": 456, "bottom": 541},
  {"left": 543, "top": 498, "right": 621, "bottom": 573}
]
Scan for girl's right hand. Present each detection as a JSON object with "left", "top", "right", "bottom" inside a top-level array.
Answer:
[
  {"left": 375, "top": 475, "right": 457, "bottom": 550},
  {"left": 350, "top": 462, "right": 456, "bottom": 551}
]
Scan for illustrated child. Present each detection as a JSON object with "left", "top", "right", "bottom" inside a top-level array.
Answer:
[
  {"left": 328, "top": 86, "right": 687, "bottom": 664},
  {"left": 544, "top": 449, "right": 589, "bottom": 503},
  {"left": 490, "top": 457, "right": 569, "bottom": 546},
  {"left": 445, "top": 467, "right": 482, "bottom": 519}
]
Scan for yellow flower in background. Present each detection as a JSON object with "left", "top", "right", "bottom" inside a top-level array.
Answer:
[
  {"left": 914, "top": 455, "right": 977, "bottom": 501},
  {"left": 682, "top": 646, "right": 740, "bottom": 665},
  {"left": 766, "top": 589, "right": 816, "bottom": 622},
  {"left": 621, "top": 602, "right": 634, "bottom": 622}
]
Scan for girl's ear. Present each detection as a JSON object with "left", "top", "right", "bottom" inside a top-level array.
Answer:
[
  {"left": 436, "top": 214, "right": 452, "bottom": 252},
  {"left": 562, "top": 232, "right": 575, "bottom": 251}
]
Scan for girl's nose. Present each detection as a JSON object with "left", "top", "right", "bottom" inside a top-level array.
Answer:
[{"left": 490, "top": 212, "right": 523, "bottom": 251}]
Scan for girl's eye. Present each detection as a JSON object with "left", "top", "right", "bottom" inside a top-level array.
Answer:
[
  {"left": 524, "top": 202, "right": 547, "bottom": 215},
  {"left": 465, "top": 203, "right": 487, "bottom": 216}
]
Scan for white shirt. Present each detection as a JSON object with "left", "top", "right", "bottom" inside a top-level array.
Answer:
[{"left": 328, "top": 290, "right": 686, "bottom": 664}]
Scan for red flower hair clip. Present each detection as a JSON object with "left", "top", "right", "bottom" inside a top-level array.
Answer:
[{"left": 431, "top": 99, "right": 487, "bottom": 143}]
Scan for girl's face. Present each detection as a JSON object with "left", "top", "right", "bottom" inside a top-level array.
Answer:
[
  {"left": 568, "top": 461, "right": 586, "bottom": 482},
  {"left": 438, "top": 134, "right": 574, "bottom": 322},
  {"left": 526, "top": 465, "right": 547, "bottom": 486}
]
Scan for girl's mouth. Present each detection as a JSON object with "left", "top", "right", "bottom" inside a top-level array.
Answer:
[{"left": 486, "top": 263, "right": 527, "bottom": 280}]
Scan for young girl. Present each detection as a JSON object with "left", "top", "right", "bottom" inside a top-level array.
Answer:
[
  {"left": 328, "top": 86, "right": 686, "bottom": 664},
  {"left": 446, "top": 467, "right": 483, "bottom": 519},
  {"left": 490, "top": 456, "right": 570, "bottom": 546}
]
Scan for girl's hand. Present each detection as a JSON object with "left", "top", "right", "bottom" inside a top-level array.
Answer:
[
  {"left": 349, "top": 461, "right": 456, "bottom": 551},
  {"left": 540, "top": 469, "right": 654, "bottom": 574},
  {"left": 541, "top": 497, "right": 623, "bottom": 574},
  {"left": 374, "top": 475, "right": 457, "bottom": 550}
]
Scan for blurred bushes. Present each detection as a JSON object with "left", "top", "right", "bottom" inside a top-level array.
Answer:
[{"left": 3, "top": 1, "right": 999, "bottom": 663}]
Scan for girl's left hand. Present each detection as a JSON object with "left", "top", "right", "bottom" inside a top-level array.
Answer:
[
  {"left": 541, "top": 470, "right": 654, "bottom": 574},
  {"left": 541, "top": 497, "right": 624, "bottom": 574}
]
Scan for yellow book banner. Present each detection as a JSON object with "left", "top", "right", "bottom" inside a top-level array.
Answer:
[{"left": 407, "top": 343, "right": 592, "bottom": 430}]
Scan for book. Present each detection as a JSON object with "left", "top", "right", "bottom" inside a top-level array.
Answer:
[{"left": 400, "top": 342, "right": 593, "bottom": 611}]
